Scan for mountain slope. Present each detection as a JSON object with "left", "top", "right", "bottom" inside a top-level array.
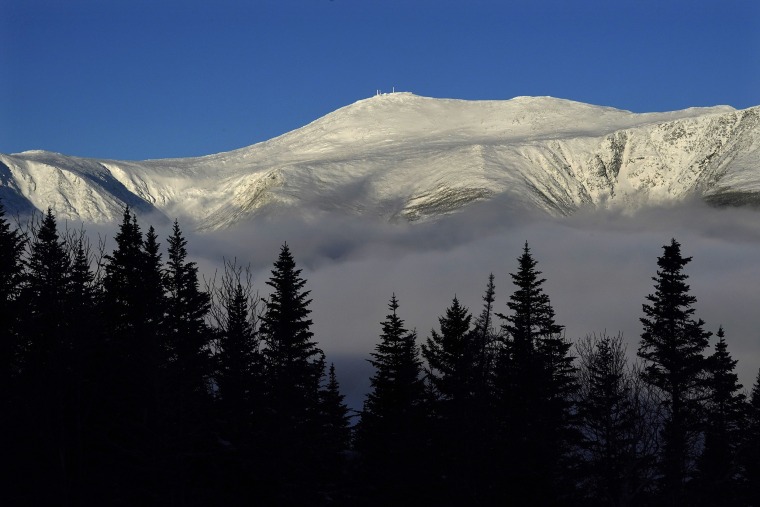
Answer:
[{"left": 1, "top": 93, "right": 758, "bottom": 228}]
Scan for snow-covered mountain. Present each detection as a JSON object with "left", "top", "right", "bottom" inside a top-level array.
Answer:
[{"left": 1, "top": 92, "right": 758, "bottom": 229}]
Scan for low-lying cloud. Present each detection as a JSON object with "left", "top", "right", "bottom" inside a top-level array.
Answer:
[{"left": 131, "top": 200, "right": 760, "bottom": 411}]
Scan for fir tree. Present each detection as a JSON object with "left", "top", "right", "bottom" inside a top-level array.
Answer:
[
  {"left": 471, "top": 273, "right": 498, "bottom": 391},
  {"left": 23, "top": 208, "right": 71, "bottom": 370},
  {"left": 422, "top": 295, "right": 495, "bottom": 502},
  {"left": 208, "top": 259, "right": 265, "bottom": 502},
  {"left": 576, "top": 332, "right": 656, "bottom": 506},
  {"left": 211, "top": 259, "right": 262, "bottom": 437},
  {"left": 15, "top": 208, "right": 75, "bottom": 502},
  {"left": 260, "top": 243, "right": 325, "bottom": 499},
  {"left": 493, "top": 242, "right": 577, "bottom": 504},
  {"left": 160, "top": 220, "right": 215, "bottom": 503},
  {"left": 0, "top": 200, "right": 25, "bottom": 384},
  {"left": 694, "top": 327, "right": 745, "bottom": 505},
  {"left": 62, "top": 235, "right": 101, "bottom": 504},
  {"left": 261, "top": 244, "right": 324, "bottom": 416},
  {"left": 319, "top": 363, "right": 352, "bottom": 452},
  {"left": 637, "top": 238, "right": 711, "bottom": 504},
  {"left": 422, "top": 295, "right": 474, "bottom": 405},
  {"left": 165, "top": 220, "right": 212, "bottom": 414},
  {"left": 356, "top": 294, "right": 427, "bottom": 504},
  {"left": 317, "top": 363, "right": 352, "bottom": 485},
  {"left": 743, "top": 369, "right": 760, "bottom": 505},
  {"left": 99, "top": 208, "right": 169, "bottom": 502}
]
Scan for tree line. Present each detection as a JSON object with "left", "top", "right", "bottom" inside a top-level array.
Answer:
[{"left": 2, "top": 203, "right": 759, "bottom": 506}]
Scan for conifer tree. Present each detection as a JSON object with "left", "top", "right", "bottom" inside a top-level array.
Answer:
[
  {"left": 694, "top": 327, "right": 746, "bottom": 505},
  {"left": 356, "top": 294, "right": 427, "bottom": 504},
  {"left": 16, "top": 208, "right": 76, "bottom": 501},
  {"left": 99, "top": 208, "right": 169, "bottom": 501},
  {"left": 472, "top": 273, "right": 498, "bottom": 390},
  {"left": 142, "top": 225, "right": 167, "bottom": 335},
  {"left": 208, "top": 259, "right": 265, "bottom": 502},
  {"left": 0, "top": 200, "right": 25, "bottom": 384},
  {"left": 261, "top": 244, "right": 324, "bottom": 414},
  {"left": 23, "top": 208, "right": 71, "bottom": 369},
  {"left": 423, "top": 296, "right": 496, "bottom": 502},
  {"left": 319, "top": 363, "right": 352, "bottom": 451},
  {"left": 165, "top": 220, "right": 212, "bottom": 416},
  {"left": 63, "top": 234, "right": 100, "bottom": 503},
  {"left": 211, "top": 259, "right": 262, "bottom": 437},
  {"left": 260, "top": 244, "right": 325, "bottom": 498},
  {"left": 422, "top": 296, "right": 474, "bottom": 405},
  {"left": 576, "top": 332, "right": 657, "bottom": 506},
  {"left": 743, "top": 369, "right": 760, "bottom": 505},
  {"left": 637, "top": 238, "right": 711, "bottom": 504},
  {"left": 317, "top": 363, "right": 352, "bottom": 484},
  {"left": 493, "top": 242, "right": 577, "bottom": 504}
]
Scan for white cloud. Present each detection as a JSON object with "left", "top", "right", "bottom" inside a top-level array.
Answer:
[{"left": 169, "top": 202, "right": 760, "bottom": 409}]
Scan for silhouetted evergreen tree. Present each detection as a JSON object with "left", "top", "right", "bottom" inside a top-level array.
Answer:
[
  {"left": 164, "top": 220, "right": 212, "bottom": 422},
  {"left": 423, "top": 296, "right": 492, "bottom": 502},
  {"left": 319, "top": 363, "right": 352, "bottom": 451},
  {"left": 576, "top": 332, "right": 658, "bottom": 506},
  {"left": 0, "top": 200, "right": 25, "bottom": 385},
  {"left": 212, "top": 260, "right": 262, "bottom": 431},
  {"left": 423, "top": 296, "right": 474, "bottom": 406},
  {"left": 203, "top": 258, "right": 264, "bottom": 504},
  {"left": 154, "top": 220, "right": 215, "bottom": 505},
  {"left": 99, "top": 208, "right": 169, "bottom": 502},
  {"left": 472, "top": 273, "right": 498, "bottom": 393},
  {"left": 693, "top": 327, "right": 745, "bottom": 505},
  {"left": 743, "top": 369, "right": 760, "bottom": 505},
  {"left": 493, "top": 242, "right": 577, "bottom": 504},
  {"left": 63, "top": 234, "right": 101, "bottom": 504},
  {"left": 356, "top": 294, "right": 427, "bottom": 505},
  {"left": 0, "top": 200, "right": 26, "bottom": 480},
  {"left": 637, "top": 238, "right": 711, "bottom": 505},
  {"left": 13, "top": 209, "right": 77, "bottom": 502},
  {"left": 316, "top": 362, "right": 352, "bottom": 491},
  {"left": 260, "top": 243, "right": 325, "bottom": 502}
]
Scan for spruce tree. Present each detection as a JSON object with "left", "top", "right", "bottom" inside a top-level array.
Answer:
[
  {"left": 16, "top": 208, "right": 75, "bottom": 502},
  {"left": 165, "top": 220, "right": 212, "bottom": 417},
  {"left": 471, "top": 273, "right": 498, "bottom": 391},
  {"left": 637, "top": 238, "right": 711, "bottom": 504},
  {"left": 576, "top": 332, "right": 656, "bottom": 506},
  {"left": 209, "top": 259, "right": 264, "bottom": 502},
  {"left": 260, "top": 243, "right": 325, "bottom": 499},
  {"left": 23, "top": 208, "right": 71, "bottom": 371},
  {"left": 211, "top": 259, "right": 262, "bottom": 442},
  {"left": 63, "top": 235, "right": 100, "bottom": 504},
  {"left": 694, "top": 327, "right": 745, "bottom": 505},
  {"left": 423, "top": 295, "right": 495, "bottom": 502},
  {"left": 493, "top": 242, "right": 577, "bottom": 504},
  {"left": 743, "top": 369, "right": 760, "bottom": 505},
  {"left": 0, "top": 200, "right": 25, "bottom": 384},
  {"left": 317, "top": 363, "right": 352, "bottom": 484},
  {"left": 99, "top": 208, "right": 169, "bottom": 502},
  {"left": 161, "top": 220, "right": 215, "bottom": 503},
  {"left": 422, "top": 296, "right": 474, "bottom": 406},
  {"left": 356, "top": 294, "right": 427, "bottom": 504}
]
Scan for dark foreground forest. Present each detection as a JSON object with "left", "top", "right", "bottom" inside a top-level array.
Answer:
[{"left": 2, "top": 203, "right": 760, "bottom": 506}]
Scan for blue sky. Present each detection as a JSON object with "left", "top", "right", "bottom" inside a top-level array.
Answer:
[{"left": 2, "top": 0, "right": 758, "bottom": 160}]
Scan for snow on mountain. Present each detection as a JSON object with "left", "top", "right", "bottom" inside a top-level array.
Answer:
[{"left": 1, "top": 92, "right": 757, "bottom": 229}]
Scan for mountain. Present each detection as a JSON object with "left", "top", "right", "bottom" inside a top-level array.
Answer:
[{"left": 1, "top": 93, "right": 758, "bottom": 229}]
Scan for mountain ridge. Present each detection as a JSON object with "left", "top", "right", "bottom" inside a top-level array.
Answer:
[{"left": 1, "top": 93, "right": 758, "bottom": 229}]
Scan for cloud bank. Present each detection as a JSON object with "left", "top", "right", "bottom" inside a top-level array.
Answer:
[{"left": 135, "top": 201, "right": 760, "bottom": 411}]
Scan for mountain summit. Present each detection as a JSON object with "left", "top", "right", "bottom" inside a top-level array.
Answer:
[{"left": 1, "top": 93, "right": 758, "bottom": 229}]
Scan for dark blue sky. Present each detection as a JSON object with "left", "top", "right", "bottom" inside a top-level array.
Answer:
[{"left": 2, "top": 0, "right": 758, "bottom": 160}]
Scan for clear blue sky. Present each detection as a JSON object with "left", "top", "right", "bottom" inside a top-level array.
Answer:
[{"left": 2, "top": 0, "right": 758, "bottom": 160}]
